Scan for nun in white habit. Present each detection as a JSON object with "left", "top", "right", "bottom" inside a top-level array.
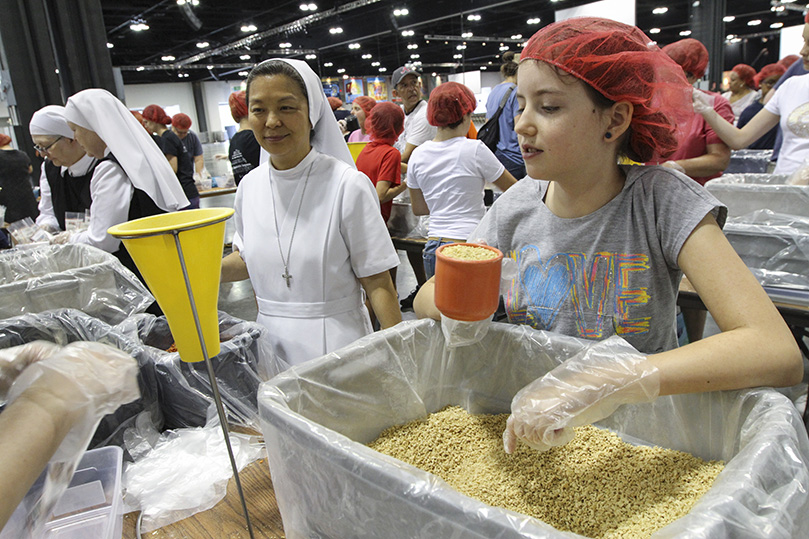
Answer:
[{"left": 221, "top": 58, "right": 401, "bottom": 366}]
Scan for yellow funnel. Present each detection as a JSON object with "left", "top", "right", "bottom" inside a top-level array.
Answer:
[
  {"left": 347, "top": 141, "right": 369, "bottom": 163},
  {"left": 108, "top": 208, "right": 234, "bottom": 363}
]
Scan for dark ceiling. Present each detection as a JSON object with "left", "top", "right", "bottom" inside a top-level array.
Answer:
[{"left": 102, "top": 0, "right": 808, "bottom": 85}]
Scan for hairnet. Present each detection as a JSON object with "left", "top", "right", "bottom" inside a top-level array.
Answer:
[
  {"left": 732, "top": 64, "right": 756, "bottom": 89},
  {"left": 29, "top": 105, "right": 76, "bottom": 139},
  {"left": 229, "top": 91, "right": 248, "bottom": 123},
  {"left": 64, "top": 88, "right": 189, "bottom": 211},
  {"left": 754, "top": 63, "right": 786, "bottom": 88},
  {"left": 0, "top": 134, "right": 11, "bottom": 147},
  {"left": 327, "top": 96, "right": 343, "bottom": 111},
  {"left": 142, "top": 104, "right": 172, "bottom": 125},
  {"left": 427, "top": 82, "right": 476, "bottom": 127},
  {"left": 352, "top": 96, "right": 376, "bottom": 116},
  {"left": 521, "top": 17, "right": 692, "bottom": 163},
  {"left": 172, "top": 113, "right": 192, "bottom": 129},
  {"left": 661, "top": 38, "right": 709, "bottom": 80},
  {"left": 779, "top": 54, "right": 800, "bottom": 68},
  {"left": 366, "top": 101, "right": 404, "bottom": 145}
]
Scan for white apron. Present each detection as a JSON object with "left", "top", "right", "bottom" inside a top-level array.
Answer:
[{"left": 233, "top": 149, "right": 398, "bottom": 365}]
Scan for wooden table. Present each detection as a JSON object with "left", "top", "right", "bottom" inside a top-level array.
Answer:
[
  {"left": 199, "top": 186, "right": 237, "bottom": 198},
  {"left": 122, "top": 458, "right": 286, "bottom": 538}
]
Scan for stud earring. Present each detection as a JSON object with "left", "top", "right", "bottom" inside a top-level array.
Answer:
[{"left": 605, "top": 132, "right": 612, "bottom": 139}]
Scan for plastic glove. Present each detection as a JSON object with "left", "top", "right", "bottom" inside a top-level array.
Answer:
[
  {"left": 0, "top": 341, "right": 60, "bottom": 404},
  {"left": 49, "top": 231, "right": 72, "bottom": 245},
  {"left": 661, "top": 161, "right": 686, "bottom": 174},
  {"left": 691, "top": 88, "right": 715, "bottom": 116},
  {"left": 8, "top": 341, "right": 140, "bottom": 461},
  {"left": 503, "top": 337, "right": 660, "bottom": 454}
]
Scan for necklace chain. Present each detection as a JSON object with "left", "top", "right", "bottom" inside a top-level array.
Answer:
[{"left": 269, "top": 161, "right": 314, "bottom": 287}]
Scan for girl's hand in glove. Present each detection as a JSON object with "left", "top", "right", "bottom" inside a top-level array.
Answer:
[
  {"left": 503, "top": 337, "right": 660, "bottom": 454},
  {"left": 691, "top": 88, "right": 715, "bottom": 116}
]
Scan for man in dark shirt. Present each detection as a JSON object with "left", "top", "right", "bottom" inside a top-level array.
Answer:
[
  {"left": 172, "top": 113, "right": 204, "bottom": 174},
  {"left": 142, "top": 105, "right": 199, "bottom": 208}
]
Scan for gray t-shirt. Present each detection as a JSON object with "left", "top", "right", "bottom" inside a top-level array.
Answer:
[{"left": 471, "top": 165, "right": 727, "bottom": 354}]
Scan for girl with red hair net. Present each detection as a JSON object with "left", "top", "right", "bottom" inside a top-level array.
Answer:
[
  {"left": 659, "top": 38, "right": 734, "bottom": 185},
  {"left": 413, "top": 17, "right": 801, "bottom": 455},
  {"left": 735, "top": 63, "right": 786, "bottom": 149},
  {"left": 407, "top": 81, "right": 516, "bottom": 278},
  {"left": 722, "top": 64, "right": 759, "bottom": 123},
  {"left": 227, "top": 90, "right": 260, "bottom": 185},
  {"left": 348, "top": 96, "right": 377, "bottom": 142},
  {"left": 142, "top": 104, "right": 199, "bottom": 208}
]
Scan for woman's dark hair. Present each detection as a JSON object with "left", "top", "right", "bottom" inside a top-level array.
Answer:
[
  {"left": 245, "top": 60, "right": 308, "bottom": 104},
  {"left": 500, "top": 51, "right": 519, "bottom": 78}
]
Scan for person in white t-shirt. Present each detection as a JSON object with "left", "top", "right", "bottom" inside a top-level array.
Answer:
[{"left": 407, "top": 81, "right": 517, "bottom": 278}]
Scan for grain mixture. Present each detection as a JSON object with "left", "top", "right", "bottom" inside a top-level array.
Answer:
[
  {"left": 368, "top": 406, "right": 724, "bottom": 538},
  {"left": 441, "top": 244, "right": 498, "bottom": 261}
]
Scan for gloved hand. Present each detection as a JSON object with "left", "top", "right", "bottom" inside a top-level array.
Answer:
[
  {"left": 661, "top": 161, "right": 686, "bottom": 174},
  {"left": 0, "top": 341, "right": 60, "bottom": 404},
  {"left": 503, "top": 337, "right": 660, "bottom": 454},
  {"left": 50, "top": 231, "right": 72, "bottom": 245},
  {"left": 691, "top": 88, "right": 715, "bottom": 116},
  {"left": 8, "top": 341, "right": 140, "bottom": 461}
]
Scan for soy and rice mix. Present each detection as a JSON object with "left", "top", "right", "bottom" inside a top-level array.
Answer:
[{"left": 441, "top": 244, "right": 498, "bottom": 261}]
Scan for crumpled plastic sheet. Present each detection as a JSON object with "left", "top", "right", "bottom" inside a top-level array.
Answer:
[
  {"left": 0, "top": 309, "right": 163, "bottom": 453},
  {"left": 704, "top": 173, "right": 809, "bottom": 219},
  {"left": 115, "top": 311, "right": 289, "bottom": 430},
  {"left": 723, "top": 209, "right": 809, "bottom": 291},
  {"left": 724, "top": 149, "right": 773, "bottom": 174},
  {"left": 0, "top": 243, "right": 154, "bottom": 324},
  {"left": 258, "top": 319, "right": 809, "bottom": 539},
  {"left": 122, "top": 410, "right": 263, "bottom": 533}
]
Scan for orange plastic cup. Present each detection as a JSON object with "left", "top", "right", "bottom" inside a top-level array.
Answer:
[{"left": 434, "top": 243, "right": 503, "bottom": 322}]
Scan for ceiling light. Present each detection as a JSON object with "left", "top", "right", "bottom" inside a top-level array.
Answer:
[
  {"left": 527, "top": 17, "right": 541, "bottom": 24},
  {"left": 177, "top": 0, "right": 186, "bottom": 4},
  {"left": 771, "top": 5, "right": 785, "bottom": 12},
  {"left": 329, "top": 27, "right": 343, "bottom": 34},
  {"left": 431, "top": 72, "right": 437, "bottom": 76},
  {"left": 456, "top": 44, "right": 466, "bottom": 50},
  {"left": 510, "top": 34, "right": 522, "bottom": 40},
  {"left": 305, "top": 54, "right": 317, "bottom": 59},
  {"left": 337, "top": 68, "right": 346, "bottom": 73},
  {"left": 402, "top": 30, "right": 414, "bottom": 37},
  {"left": 461, "top": 32, "right": 473, "bottom": 38},
  {"left": 723, "top": 15, "right": 735, "bottom": 22},
  {"left": 652, "top": 7, "right": 668, "bottom": 15},
  {"left": 238, "top": 71, "right": 249, "bottom": 77},
  {"left": 649, "top": 28, "right": 661, "bottom": 34},
  {"left": 407, "top": 43, "right": 418, "bottom": 49},
  {"left": 410, "top": 54, "right": 420, "bottom": 59},
  {"left": 393, "top": 8, "right": 409, "bottom": 16},
  {"left": 349, "top": 43, "right": 361, "bottom": 49},
  {"left": 679, "top": 30, "right": 692, "bottom": 36},
  {"left": 481, "top": 66, "right": 487, "bottom": 70},
  {"left": 499, "top": 45, "right": 509, "bottom": 51},
  {"left": 771, "top": 22, "right": 784, "bottom": 29},
  {"left": 130, "top": 20, "right": 149, "bottom": 32},
  {"left": 343, "top": 74, "right": 349, "bottom": 79},
  {"left": 453, "top": 54, "right": 463, "bottom": 59},
  {"left": 299, "top": 3, "right": 317, "bottom": 10},
  {"left": 467, "top": 14, "right": 481, "bottom": 21},
  {"left": 379, "top": 67, "right": 387, "bottom": 72},
  {"left": 362, "top": 54, "right": 372, "bottom": 59},
  {"left": 240, "top": 54, "right": 251, "bottom": 60},
  {"left": 747, "top": 19, "right": 761, "bottom": 26},
  {"left": 162, "top": 55, "right": 176, "bottom": 61},
  {"left": 106, "top": 42, "right": 114, "bottom": 48},
  {"left": 196, "top": 41, "right": 209, "bottom": 48},
  {"left": 279, "top": 42, "right": 292, "bottom": 48},
  {"left": 136, "top": 66, "right": 145, "bottom": 71},
  {"left": 726, "top": 34, "right": 736, "bottom": 40},
  {"left": 241, "top": 24, "right": 257, "bottom": 32},
  {"left": 324, "top": 62, "right": 333, "bottom": 67},
  {"left": 206, "top": 65, "right": 214, "bottom": 69},
  {"left": 372, "top": 61, "right": 380, "bottom": 66}
]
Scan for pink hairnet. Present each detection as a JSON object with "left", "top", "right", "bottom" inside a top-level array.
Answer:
[
  {"left": 172, "top": 112, "right": 192, "bottom": 129},
  {"left": 142, "top": 104, "right": 172, "bottom": 125},
  {"left": 732, "top": 64, "right": 756, "bottom": 89},
  {"left": 327, "top": 96, "right": 343, "bottom": 111},
  {"left": 661, "top": 38, "right": 709, "bottom": 80},
  {"left": 0, "top": 134, "right": 11, "bottom": 146},
  {"left": 366, "top": 101, "right": 404, "bottom": 145},
  {"left": 229, "top": 91, "right": 248, "bottom": 123},
  {"left": 754, "top": 63, "right": 786, "bottom": 88},
  {"left": 427, "top": 81, "right": 477, "bottom": 127},
  {"left": 779, "top": 54, "right": 800, "bottom": 69}
]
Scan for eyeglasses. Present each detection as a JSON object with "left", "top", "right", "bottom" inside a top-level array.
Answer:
[{"left": 33, "top": 136, "right": 64, "bottom": 153}]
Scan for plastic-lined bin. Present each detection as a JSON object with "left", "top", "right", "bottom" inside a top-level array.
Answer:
[
  {"left": 704, "top": 173, "right": 809, "bottom": 218},
  {"left": 0, "top": 243, "right": 153, "bottom": 324},
  {"left": 258, "top": 319, "right": 809, "bottom": 538},
  {"left": 0, "top": 309, "right": 163, "bottom": 451},
  {"left": 1, "top": 446, "right": 124, "bottom": 539},
  {"left": 724, "top": 149, "right": 773, "bottom": 174},
  {"left": 116, "top": 311, "right": 286, "bottom": 429}
]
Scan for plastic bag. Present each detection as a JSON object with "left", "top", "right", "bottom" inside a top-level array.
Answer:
[{"left": 122, "top": 409, "right": 263, "bottom": 533}]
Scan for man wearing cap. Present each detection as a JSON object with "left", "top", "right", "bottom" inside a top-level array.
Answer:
[
  {"left": 171, "top": 113, "right": 204, "bottom": 174},
  {"left": 28, "top": 105, "right": 134, "bottom": 253}
]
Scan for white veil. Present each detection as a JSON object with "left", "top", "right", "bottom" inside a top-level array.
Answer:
[
  {"left": 256, "top": 58, "right": 355, "bottom": 168},
  {"left": 64, "top": 89, "right": 189, "bottom": 211}
]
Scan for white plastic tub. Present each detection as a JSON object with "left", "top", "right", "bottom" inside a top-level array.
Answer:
[{"left": 705, "top": 173, "right": 809, "bottom": 218}]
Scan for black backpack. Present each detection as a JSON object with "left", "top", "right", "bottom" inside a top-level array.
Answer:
[{"left": 477, "top": 84, "right": 515, "bottom": 152}]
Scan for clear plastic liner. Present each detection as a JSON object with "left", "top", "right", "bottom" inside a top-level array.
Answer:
[
  {"left": 0, "top": 309, "right": 163, "bottom": 453},
  {"left": 704, "top": 173, "right": 809, "bottom": 218},
  {"left": 724, "top": 149, "right": 773, "bottom": 174},
  {"left": 0, "top": 243, "right": 154, "bottom": 324},
  {"left": 258, "top": 319, "right": 809, "bottom": 539},
  {"left": 115, "top": 311, "right": 288, "bottom": 430}
]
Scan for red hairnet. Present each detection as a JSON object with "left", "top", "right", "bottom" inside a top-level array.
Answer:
[
  {"left": 754, "top": 63, "right": 786, "bottom": 88},
  {"left": 130, "top": 110, "right": 150, "bottom": 132},
  {"left": 352, "top": 96, "right": 376, "bottom": 116},
  {"left": 172, "top": 112, "right": 192, "bottom": 129},
  {"left": 142, "top": 104, "right": 172, "bottom": 125},
  {"left": 327, "top": 96, "right": 343, "bottom": 111},
  {"left": 427, "top": 82, "right": 476, "bottom": 127},
  {"left": 366, "top": 101, "right": 404, "bottom": 145},
  {"left": 661, "top": 38, "right": 709, "bottom": 80},
  {"left": 522, "top": 17, "right": 692, "bottom": 163},
  {"left": 732, "top": 64, "right": 756, "bottom": 89},
  {"left": 229, "top": 91, "right": 248, "bottom": 123},
  {"left": 0, "top": 134, "right": 11, "bottom": 147},
  {"left": 778, "top": 54, "right": 800, "bottom": 69}
]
